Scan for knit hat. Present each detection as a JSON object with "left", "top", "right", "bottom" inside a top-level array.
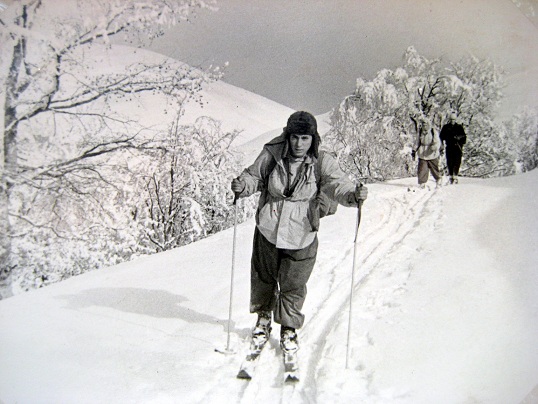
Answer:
[{"left": 283, "top": 111, "right": 321, "bottom": 158}]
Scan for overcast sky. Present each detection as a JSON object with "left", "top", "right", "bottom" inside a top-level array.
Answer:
[
  {"left": 145, "top": 0, "right": 538, "bottom": 116},
  {"left": 3, "top": 0, "right": 536, "bottom": 116},
  {"left": 3, "top": 0, "right": 535, "bottom": 116}
]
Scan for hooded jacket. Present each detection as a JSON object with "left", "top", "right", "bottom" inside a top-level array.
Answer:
[
  {"left": 415, "top": 125, "right": 441, "bottom": 161},
  {"left": 238, "top": 134, "right": 357, "bottom": 250}
]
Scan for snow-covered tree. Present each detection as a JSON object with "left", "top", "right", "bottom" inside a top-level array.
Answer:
[
  {"left": 132, "top": 116, "right": 243, "bottom": 253},
  {"left": 0, "top": 0, "right": 218, "bottom": 298},
  {"left": 502, "top": 107, "right": 538, "bottom": 173},
  {"left": 326, "top": 47, "right": 507, "bottom": 181}
]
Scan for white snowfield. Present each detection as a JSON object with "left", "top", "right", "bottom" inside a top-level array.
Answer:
[{"left": 1, "top": 169, "right": 537, "bottom": 404}]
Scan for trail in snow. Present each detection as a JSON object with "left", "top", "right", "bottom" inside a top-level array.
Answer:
[
  {"left": 2, "top": 173, "right": 536, "bottom": 404},
  {"left": 201, "top": 181, "right": 444, "bottom": 403}
]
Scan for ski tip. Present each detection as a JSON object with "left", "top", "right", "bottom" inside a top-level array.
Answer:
[{"left": 237, "top": 369, "right": 252, "bottom": 380}]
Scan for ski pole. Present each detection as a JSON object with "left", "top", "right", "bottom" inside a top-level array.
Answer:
[
  {"left": 346, "top": 185, "right": 364, "bottom": 369},
  {"left": 225, "top": 193, "right": 240, "bottom": 353}
]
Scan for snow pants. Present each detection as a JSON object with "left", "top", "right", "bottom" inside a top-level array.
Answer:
[
  {"left": 445, "top": 146, "right": 463, "bottom": 176},
  {"left": 417, "top": 157, "right": 442, "bottom": 184},
  {"left": 250, "top": 228, "right": 318, "bottom": 329}
]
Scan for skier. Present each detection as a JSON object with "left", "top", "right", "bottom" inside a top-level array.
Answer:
[
  {"left": 411, "top": 119, "right": 443, "bottom": 189},
  {"left": 231, "top": 111, "right": 368, "bottom": 365},
  {"left": 440, "top": 112, "right": 467, "bottom": 184}
]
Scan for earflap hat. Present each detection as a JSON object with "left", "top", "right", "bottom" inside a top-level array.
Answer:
[{"left": 283, "top": 111, "right": 321, "bottom": 158}]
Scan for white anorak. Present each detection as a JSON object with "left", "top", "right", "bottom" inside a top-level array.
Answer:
[{"left": 238, "top": 135, "right": 357, "bottom": 250}]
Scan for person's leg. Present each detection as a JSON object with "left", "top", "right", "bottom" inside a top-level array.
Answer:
[
  {"left": 273, "top": 236, "right": 318, "bottom": 330},
  {"left": 453, "top": 151, "right": 463, "bottom": 176},
  {"left": 250, "top": 228, "right": 279, "bottom": 315},
  {"left": 417, "top": 158, "right": 429, "bottom": 185},
  {"left": 428, "top": 158, "right": 442, "bottom": 181},
  {"left": 446, "top": 150, "right": 455, "bottom": 177}
]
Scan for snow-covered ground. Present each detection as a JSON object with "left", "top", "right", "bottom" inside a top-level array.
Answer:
[{"left": 1, "top": 168, "right": 537, "bottom": 403}]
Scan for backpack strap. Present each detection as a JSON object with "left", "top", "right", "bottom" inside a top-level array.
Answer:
[
  {"left": 263, "top": 156, "right": 277, "bottom": 190},
  {"left": 314, "top": 151, "right": 338, "bottom": 218}
]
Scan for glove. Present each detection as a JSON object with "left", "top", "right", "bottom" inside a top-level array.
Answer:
[
  {"left": 231, "top": 178, "right": 245, "bottom": 194},
  {"left": 411, "top": 150, "right": 416, "bottom": 161},
  {"left": 354, "top": 184, "right": 368, "bottom": 204}
]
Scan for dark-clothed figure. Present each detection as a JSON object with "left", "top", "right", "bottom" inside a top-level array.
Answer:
[
  {"left": 440, "top": 113, "right": 467, "bottom": 184},
  {"left": 231, "top": 111, "right": 368, "bottom": 353}
]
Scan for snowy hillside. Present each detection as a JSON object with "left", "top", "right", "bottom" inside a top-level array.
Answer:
[
  {"left": 99, "top": 45, "right": 330, "bottom": 159},
  {"left": 1, "top": 170, "right": 537, "bottom": 403},
  {"left": 82, "top": 44, "right": 295, "bottom": 147},
  {"left": 179, "top": 79, "right": 295, "bottom": 147}
]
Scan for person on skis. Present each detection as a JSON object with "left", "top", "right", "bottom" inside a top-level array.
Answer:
[
  {"left": 230, "top": 111, "right": 368, "bottom": 354},
  {"left": 411, "top": 119, "right": 443, "bottom": 189},
  {"left": 440, "top": 112, "right": 467, "bottom": 184}
]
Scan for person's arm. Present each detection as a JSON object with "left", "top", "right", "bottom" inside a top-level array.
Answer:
[
  {"left": 460, "top": 125, "right": 467, "bottom": 146},
  {"left": 432, "top": 128, "right": 441, "bottom": 150},
  {"left": 412, "top": 127, "right": 422, "bottom": 159},
  {"left": 233, "top": 148, "right": 274, "bottom": 198},
  {"left": 439, "top": 124, "right": 447, "bottom": 144},
  {"left": 319, "top": 153, "right": 367, "bottom": 207}
]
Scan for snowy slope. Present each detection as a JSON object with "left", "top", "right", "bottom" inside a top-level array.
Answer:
[
  {"left": 76, "top": 44, "right": 295, "bottom": 147},
  {"left": 1, "top": 171, "right": 537, "bottom": 404},
  {"left": 179, "top": 79, "right": 295, "bottom": 147}
]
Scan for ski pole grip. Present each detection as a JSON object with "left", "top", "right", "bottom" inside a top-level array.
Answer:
[
  {"left": 233, "top": 192, "right": 240, "bottom": 205},
  {"left": 356, "top": 183, "right": 364, "bottom": 208}
]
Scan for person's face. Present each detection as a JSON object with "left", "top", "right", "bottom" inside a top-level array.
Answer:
[{"left": 289, "top": 134, "right": 313, "bottom": 158}]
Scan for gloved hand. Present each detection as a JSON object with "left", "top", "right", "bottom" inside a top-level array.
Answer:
[
  {"left": 411, "top": 150, "right": 416, "bottom": 161},
  {"left": 354, "top": 184, "right": 368, "bottom": 204},
  {"left": 231, "top": 178, "right": 245, "bottom": 194}
]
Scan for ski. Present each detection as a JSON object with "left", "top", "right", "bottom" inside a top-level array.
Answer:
[
  {"left": 237, "top": 314, "right": 272, "bottom": 380},
  {"left": 236, "top": 340, "right": 268, "bottom": 380},
  {"left": 283, "top": 349, "right": 299, "bottom": 383}
]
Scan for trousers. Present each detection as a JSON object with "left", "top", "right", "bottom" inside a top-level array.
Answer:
[
  {"left": 445, "top": 147, "right": 463, "bottom": 176},
  {"left": 417, "top": 157, "right": 442, "bottom": 184},
  {"left": 250, "top": 227, "right": 318, "bottom": 329}
]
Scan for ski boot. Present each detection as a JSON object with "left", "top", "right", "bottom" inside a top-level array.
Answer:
[
  {"left": 251, "top": 311, "right": 272, "bottom": 351},
  {"left": 280, "top": 326, "right": 299, "bottom": 382},
  {"left": 280, "top": 326, "right": 299, "bottom": 353}
]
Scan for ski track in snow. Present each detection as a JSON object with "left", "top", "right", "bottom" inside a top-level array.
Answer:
[
  {"left": 304, "top": 186, "right": 443, "bottom": 402},
  {"left": 201, "top": 183, "right": 445, "bottom": 403},
  {"left": 3, "top": 173, "right": 536, "bottom": 403}
]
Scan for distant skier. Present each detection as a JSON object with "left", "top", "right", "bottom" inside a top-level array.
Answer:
[
  {"left": 411, "top": 119, "right": 443, "bottom": 189},
  {"left": 440, "top": 113, "right": 467, "bottom": 184},
  {"left": 231, "top": 111, "right": 368, "bottom": 360}
]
